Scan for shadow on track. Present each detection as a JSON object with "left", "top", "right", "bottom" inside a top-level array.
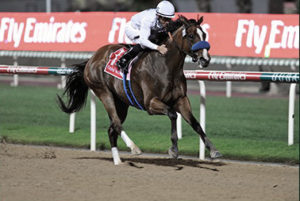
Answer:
[{"left": 75, "top": 156, "right": 226, "bottom": 171}]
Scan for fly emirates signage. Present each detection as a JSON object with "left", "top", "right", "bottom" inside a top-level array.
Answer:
[
  {"left": 0, "top": 17, "right": 87, "bottom": 47},
  {"left": 0, "top": 12, "right": 298, "bottom": 58}
]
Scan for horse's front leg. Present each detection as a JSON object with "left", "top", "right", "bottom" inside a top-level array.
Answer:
[
  {"left": 174, "top": 96, "right": 222, "bottom": 159},
  {"left": 147, "top": 97, "right": 179, "bottom": 158},
  {"left": 168, "top": 111, "right": 179, "bottom": 158}
]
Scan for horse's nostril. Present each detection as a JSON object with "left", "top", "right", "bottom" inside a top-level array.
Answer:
[{"left": 199, "top": 57, "right": 209, "bottom": 67}]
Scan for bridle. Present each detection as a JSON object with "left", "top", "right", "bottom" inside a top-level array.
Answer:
[{"left": 170, "top": 25, "right": 200, "bottom": 62}]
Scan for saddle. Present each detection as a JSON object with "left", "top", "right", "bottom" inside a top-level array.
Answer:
[
  {"left": 104, "top": 46, "right": 138, "bottom": 80},
  {"left": 104, "top": 46, "right": 144, "bottom": 110}
]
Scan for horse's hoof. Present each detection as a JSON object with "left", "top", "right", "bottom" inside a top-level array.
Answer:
[
  {"left": 114, "top": 161, "right": 124, "bottom": 165},
  {"left": 210, "top": 151, "right": 222, "bottom": 159},
  {"left": 131, "top": 146, "right": 142, "bottom": 155},
  {"left": 113, "top": 159, "right": 123, "bottom": 165},
  {"left": 168, "top": 148, "right": 179, "bottom": 159}
]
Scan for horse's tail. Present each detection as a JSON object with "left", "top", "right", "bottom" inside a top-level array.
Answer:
[{"left": 57, "top": 60, "right": 89, "bottom": 114}]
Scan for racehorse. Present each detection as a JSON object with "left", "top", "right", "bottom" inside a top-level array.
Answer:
[{"left": 57, "top": 15, "right": 222, "bottom": 165}]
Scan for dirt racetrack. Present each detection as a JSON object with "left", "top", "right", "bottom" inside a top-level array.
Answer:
[{"left": 0, "top": 143, "right": 298, "bottom": 201}]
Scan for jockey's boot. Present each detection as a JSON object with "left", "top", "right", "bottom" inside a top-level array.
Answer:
[{"left": 117, "top": 44, "right": 143, "bottom": 74}]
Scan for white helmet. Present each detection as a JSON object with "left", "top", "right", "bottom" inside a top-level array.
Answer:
[{"left": 156, "top": 1, "right": 175, "bottom": 18}]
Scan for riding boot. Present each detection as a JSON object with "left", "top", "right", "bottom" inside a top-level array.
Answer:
[{"left": 117, "top": 44, "right": 143, "bottom": 73}]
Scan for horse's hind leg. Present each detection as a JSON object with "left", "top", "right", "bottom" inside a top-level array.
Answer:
[
  {"left": 120, "top": 131, "right": 142, "bottom": 155},
  {"left": 108, "top": 122, "right": 122, "bottom": 165},
  {"left": 175, "top": 96, "right": 222, "bottom": 159},
  {"left": 115, "top": 98, "right": 142, "bottom": 155},
  {"left": 93, "top": 89, "right": 123, "bottom": 165}
]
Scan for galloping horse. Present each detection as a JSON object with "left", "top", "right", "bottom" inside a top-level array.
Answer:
[{"left": 57, "top": 16, "right": 222, "bottom": 165}]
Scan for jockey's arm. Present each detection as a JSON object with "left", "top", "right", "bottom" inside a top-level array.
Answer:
[
  {"left": 139, "top": 18, "right": 168, "bottom": 55},
  {"left": 139, "top": 18, "right": 159, "bottom": 50}
]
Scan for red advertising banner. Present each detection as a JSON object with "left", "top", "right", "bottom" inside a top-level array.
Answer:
[{"left": 0, "top": 12, "right": 298, "bottom": 58}]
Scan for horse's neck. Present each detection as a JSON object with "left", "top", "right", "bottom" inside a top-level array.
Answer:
[
  {"left": 142, "top": 27, "right": 186, "bottom": 77},
  {"left": 164, "top": 30, "right": 187, "bottom": 72}
]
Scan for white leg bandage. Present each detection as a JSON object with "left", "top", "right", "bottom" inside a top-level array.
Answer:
[
  {"left": 120, "top": 131, "right": 142, "bottom": 155},
  {"left": 121, "top": 131, "right": 134, "bottom": 148},
  {"left": 111, "top": 147, "right": 122, "bottom": 165}
]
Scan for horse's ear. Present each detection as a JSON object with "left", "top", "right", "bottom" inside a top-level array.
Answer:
[
  {"left": 197, "top": 16, "right": 204, "bottom": 25},
  {"left": 179, "top": 15, "right": 190, "bottom": 27}
]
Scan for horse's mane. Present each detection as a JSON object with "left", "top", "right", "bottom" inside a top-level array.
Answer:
[
  {"left": 168, "top": 17, "right": 199, "bottom": 33},
  {"left": 149, "top": 18, "right": 183, "bottom": 45},
  {"left": 149, "top": 16, "right": 197, "bottom": 45}
]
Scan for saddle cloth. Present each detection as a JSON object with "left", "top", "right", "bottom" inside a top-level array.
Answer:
[{"left": 104, "top": 47, "right": 136, "bottom": 80}]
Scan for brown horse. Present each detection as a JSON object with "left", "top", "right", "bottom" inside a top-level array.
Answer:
[{"left": 57, "top": 16, "right": 221, "bottom": 165}]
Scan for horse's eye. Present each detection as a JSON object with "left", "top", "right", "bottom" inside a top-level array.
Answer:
[{"left": 188, "top": 34, "right": 194, "bottom": 39}]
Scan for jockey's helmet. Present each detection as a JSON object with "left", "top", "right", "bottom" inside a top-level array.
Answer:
[{"left": 156, "top": 1, "right": 175, "bottom": 18}]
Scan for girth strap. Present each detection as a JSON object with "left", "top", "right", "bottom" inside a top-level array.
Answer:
[{"left": 122, "top": 73, "right": 144, "bottom": 110}]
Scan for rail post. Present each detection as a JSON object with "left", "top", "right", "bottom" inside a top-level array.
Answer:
[
  {"left": 288, "top": 83, "right": 296, "bottom": 146},
  {"left": 69, "top": 113, "right": 76, "bottom": 133},
  {"left": 57, "top": 57, "right": 66, "bottom": 89},
  {"left": 199, "top": 80, "right": 206, "bottom": 160},
  {"left": 90, "top": 90, "right": 97, "bottom": 151},
  {"left": 11, "top": 56, "right": 19, "bottom": 87},
  {"left": 226, "top": 63, "right": 232, "bottom": 98}
]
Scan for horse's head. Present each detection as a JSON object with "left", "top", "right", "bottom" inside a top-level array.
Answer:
[{"left": 171, "top": 15, "right": 211, "bottom": 68}]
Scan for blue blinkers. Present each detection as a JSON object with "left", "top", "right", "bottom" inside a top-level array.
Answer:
[{"left": 191, "top": 41, "right": 210, "bottom": 51}]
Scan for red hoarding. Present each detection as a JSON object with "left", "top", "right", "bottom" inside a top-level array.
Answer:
[{"left": 0, "top": 12, "right": 298, "bottom": 58}]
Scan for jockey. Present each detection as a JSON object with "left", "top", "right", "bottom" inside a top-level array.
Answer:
[{"left": 117, "top": 0, "right": 175, "bottom": 73}]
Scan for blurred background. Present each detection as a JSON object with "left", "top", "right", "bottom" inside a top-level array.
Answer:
[{"left": 0, "top": 0, "right": 298, "bottom": 13}]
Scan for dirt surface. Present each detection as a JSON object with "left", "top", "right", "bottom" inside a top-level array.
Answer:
[{"left": 0, "top": 143, "right": 298, "bottom": 201}]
